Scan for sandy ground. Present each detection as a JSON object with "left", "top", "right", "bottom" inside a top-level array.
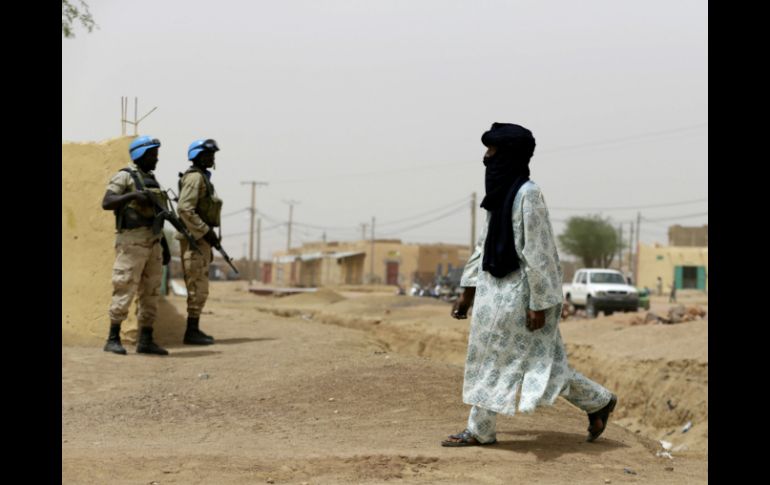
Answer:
[{"left": 62, "top": 283, "right": 707, "bottom": 484}]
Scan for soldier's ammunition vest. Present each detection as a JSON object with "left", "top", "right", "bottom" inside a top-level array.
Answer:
[
  {"left": 115, "top": 168, "right": 168, "bottom": 231},
  {"left": 178, "top": 167, "right": 222, "bottom": 227}
]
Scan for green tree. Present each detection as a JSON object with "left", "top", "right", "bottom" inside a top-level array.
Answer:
[
  {"left": 62, "top": 0, "right": 97, "bottom": 38},
  {"left": 558, "top": 215, "right": 623, "bottom": 268}
]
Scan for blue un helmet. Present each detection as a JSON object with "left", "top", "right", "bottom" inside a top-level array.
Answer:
[
  {"left": 188, "top": 138, "right": 220, "bottom": 161},
  {"left": 129, "top": 135, "right": 161, "bottom": 161}
]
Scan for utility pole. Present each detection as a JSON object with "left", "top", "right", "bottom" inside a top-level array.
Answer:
[
  {"left": 241, "top": 181, "right": 269, "bottom": 284},
  {"left": 471, "top": 192, "right": 477, "bottom": 250},
  {"left": 360, "top": 223, "right": 369, "bottom": 240},
  {"left": 284, "top": 199, "right": 300, "bottom": 250},
  {"left": 635, "top": 212, "right": 641, "bottom": 284},
  {"left": 628, "top": 221, "right": 635, "bottom": 278},
  {"left": 370, "top": 216, "right": 376, "bottom": 283},
  {"left": 618, "top": 223, "right": 623, "bottom": 271},
  {"left": 256, "top": 218, "right": 262, "bottom": 282}
]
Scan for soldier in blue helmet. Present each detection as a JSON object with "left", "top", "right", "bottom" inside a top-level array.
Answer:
[
  {"left": 100, "top": 135, "right": 171, "bottom": 356},
  {"left": 175, "top": 139, "right": 223, "bottom": 345}
]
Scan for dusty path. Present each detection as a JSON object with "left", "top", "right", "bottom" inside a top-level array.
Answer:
[{"left": 63, "top": 287, "right": 707, "bottom": 484}]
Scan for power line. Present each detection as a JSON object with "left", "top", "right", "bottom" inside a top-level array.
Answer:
[
  {"left": 292, "top": 220, "right": 359, "bottom": 231},
  {"left": 255, "top": 209, "right": 352, "bottom": 231},
  {"left": 642, "top": 220, "right": 677, "bottom": 230},
  {"left": 549, "top": 198, "right": 707, "bottom": 211},
  {"left": 643, "top": 212, "right": 708, "bottom": 222},
  {"left": 552, "top": 212, "right": 707, "bottom": 225},
  {"left": 253, "top": 196, "right": 472, "bottom": 233},
  {"left": 266, "top": 122, "right": 708, "bottom": 183},
  {"left": 378, "top": 195, "right": 472, "bottom": 226},
  {"left": 222, "top": 222, "right": 283, "bottom": 238},
  {"left": 255, "top": 210, "right": 283, "bottom": 224},
  {"left": 234, "top": 198, "right": 704, "bottom": 243},
  {"left": 221, "top": 208, "right": 250, "bottom": 218},
  {"left": 269, "top": 162, "right": 468, "bottom": 184},
  {"left": 539, "top": 123, "right": 707, "bottom": 155},
  {"left": 381, "top": 204, "right": 468, "bottom": 236},
  {"left": 222, "top": 231, "right": 252, "bottom": 238}
]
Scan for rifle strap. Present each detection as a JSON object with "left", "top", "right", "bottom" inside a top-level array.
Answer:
[
  {"left": 179, "top": 167, "right": 215, "bottom": 199},
  {"left": 122, "top": 167, "right": 161, "bottom": 191},
  {"left": 121, "top": 167, "right": 145, "bottom": 191}
]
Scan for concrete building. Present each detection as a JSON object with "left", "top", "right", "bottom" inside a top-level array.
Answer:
[
  {"left": 668, "top": 224, "right": 708, "bottom": 247},
  {"left": 270, "top": 240, "right": 470, "bottom": 288},
  {"left": 637, "top": 243, "right": 708, "bottom": 293}
]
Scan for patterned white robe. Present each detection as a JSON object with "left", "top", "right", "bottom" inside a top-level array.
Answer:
[{"left": 460, "top": 181, "right": 611, "bottom": 417}]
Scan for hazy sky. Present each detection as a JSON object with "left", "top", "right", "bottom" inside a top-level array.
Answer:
[{"left": 62, "top": 0, "right": 708, "bottom": 260}]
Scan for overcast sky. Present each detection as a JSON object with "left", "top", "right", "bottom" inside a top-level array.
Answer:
[{"left": 62, "top": 0, "right": 708, "bottom": 260}]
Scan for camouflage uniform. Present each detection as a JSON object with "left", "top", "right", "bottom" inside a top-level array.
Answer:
[
  {"left": 106, "top": 163, "right": 163, "bottom": 327},
  {"left": 176, "top": 168, "right": 222, "bottom": 318}
]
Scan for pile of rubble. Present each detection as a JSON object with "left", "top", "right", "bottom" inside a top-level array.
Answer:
[{"left": 631, "top": 305, "right": 707, "bottom": 325}]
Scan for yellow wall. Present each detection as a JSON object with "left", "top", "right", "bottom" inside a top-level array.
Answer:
[
  {"left": 637, "top": 244, "right": 708, "bottom": 292},
  {"left": 62, "top": 137, "right": 186, "bottom": 345}
]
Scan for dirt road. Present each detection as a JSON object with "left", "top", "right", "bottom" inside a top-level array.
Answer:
[{"left": 62, "top": 286, "right": 707, "bottom": 484}]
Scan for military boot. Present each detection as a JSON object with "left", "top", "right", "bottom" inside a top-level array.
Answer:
[
  {"left": 183, "top": 317, "right": 214, "bottom": 345},
  {"left": 103, "top": 323, "right": 127, "bottom": 355},
  {"left": 136, "top": 326, "right": 169, "bottom": 355}
]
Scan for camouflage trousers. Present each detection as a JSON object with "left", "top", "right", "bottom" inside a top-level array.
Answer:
[
  {"left": 466, "top": 369, "right": 613, "bottom": 444},
  {"left": 180, "top": 238, "right": 212, "bottom": 318},
  {"left": 108, "top": 240, "right": 162, "bottom": 326}
]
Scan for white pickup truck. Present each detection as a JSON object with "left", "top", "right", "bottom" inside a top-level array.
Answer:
[{"left": 562, "top": 268, "right": 639, "bottom": 318}]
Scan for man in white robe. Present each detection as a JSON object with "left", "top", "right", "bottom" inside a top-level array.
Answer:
[{"left": 442, "top": 123, "right": 617, "bottom": 447}]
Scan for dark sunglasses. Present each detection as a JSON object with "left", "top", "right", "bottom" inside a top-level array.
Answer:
[{"left": 201, "top": 139, "right": 219, "bottom": 151}]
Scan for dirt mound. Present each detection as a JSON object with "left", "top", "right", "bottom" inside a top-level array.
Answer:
[
  {"left": 249, "top": 292, "right": 709, "bottom": 456},
  {"left": 631, "top": 306, "right": 708, "bottom": 325},
  {"left": 332, "top": 294, "right": 446, "bottom": 313},
  {"left": 278, "top": 288, "right": 347, "bottom": 305},
  {"left": 566, "top": 343, "right": 707, "bottom": 453}
]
